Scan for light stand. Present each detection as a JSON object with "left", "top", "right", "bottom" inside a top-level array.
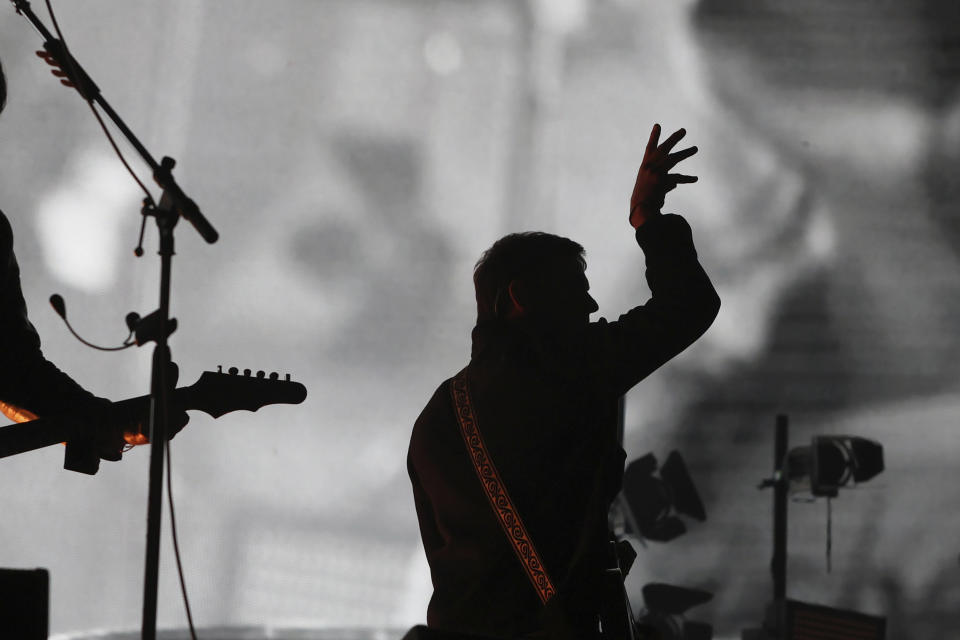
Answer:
[
  {"left": 772, "top": 414, "right": 788, "bottom": 604},
  {"left": 10, "top": 3, "right": 218, "bottom": 638},
  {"left": 750, "top": 416, "right": 887, "bottom": 640},
  {"left": 747, "top": 414, "right": 790, "bottom": 639}
]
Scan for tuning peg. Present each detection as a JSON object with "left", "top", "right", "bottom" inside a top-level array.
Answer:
[
  {"left": 285, "top": 373, "right": 291, "bottom": 381},
  {"left": 269, "top": 372, "right": 279, "bottom": 380},
  {"left": 243, "top": 368, "right": 251, "bottom": 376},
  {"left": 217, "top": 365, "right": 223, "bottom": 373},
  {"left": 228, "top": 367, "right": 238, "bottom": 375}
]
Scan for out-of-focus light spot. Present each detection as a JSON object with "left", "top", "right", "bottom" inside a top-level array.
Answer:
[
  {"left": 423, "top": 31, "right": 463, "bottom": 76},
  {"left": 36, "top": 150, "right": 139, "bottom": 293},
  {"left": 806, "top": 206, "right": 836, "bottom": 260},
  {"left": 530, "top": 0, "right": 588, "bottom": 34},
  {"left": 247, "top": 40, "right": 287, "bottom": 77}
]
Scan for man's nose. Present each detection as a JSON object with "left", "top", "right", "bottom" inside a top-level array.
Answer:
[{"left": 587, "top": 294, "right": 599, "bottom": 314}]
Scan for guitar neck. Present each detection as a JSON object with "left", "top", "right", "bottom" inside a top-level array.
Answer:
[
  {"left": 0, "top": 416, "right": 72, "bottom": 459},
  {"left": 0, "top": 370, "right": 307, "bottom": 461},
  {"left": 109, "top": 387, "right": 192, "bottom": 421}
]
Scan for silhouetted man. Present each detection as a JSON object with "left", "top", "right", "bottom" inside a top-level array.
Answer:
[
  {"left": 0, "top": 59, "right": 123, "bottom": 467},
  {"left": 408, "top": 125, "right": 720, "bottom": 639}
]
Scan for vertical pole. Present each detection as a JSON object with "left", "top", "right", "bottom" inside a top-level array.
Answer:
[
  {"left": 772, "top": 414, "right": 789, "bottom": 602},
  {"left": 141, "top": 204, "right": 176, "bottom": 640}
]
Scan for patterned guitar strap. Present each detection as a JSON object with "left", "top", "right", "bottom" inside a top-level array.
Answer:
[{"left": 450, "top": 367, "right": 557, "bottom": 605}]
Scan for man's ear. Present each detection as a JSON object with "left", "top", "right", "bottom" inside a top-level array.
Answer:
[{"left": 507, "top": 279, "right": 527, "bottom": 317}]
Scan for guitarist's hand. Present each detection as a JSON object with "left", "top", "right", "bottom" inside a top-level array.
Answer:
[
  {"left": 85, "top": 397, "right": 125, "bottom": 461},
  {"left": 118, "top": 361, "right": 190, "bottom": 446},
  {"left": 63, "top": 396, "right": 125, "bottom": 473},
  {"left": 89, "top": 399, "right": 191, "bottom": 459},
  {"left": 120, "top": 408, "right": 191, "bottom": 447}
]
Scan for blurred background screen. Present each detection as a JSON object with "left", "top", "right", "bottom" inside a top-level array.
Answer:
[{"left": 0, "top": 1, "right": 958, "bottom": 638}]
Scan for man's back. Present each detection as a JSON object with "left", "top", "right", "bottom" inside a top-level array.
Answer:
[{"left": 410, "top": 320, "right": 625, "bottom": 637}]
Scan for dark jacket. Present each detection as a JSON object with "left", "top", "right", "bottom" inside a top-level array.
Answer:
[
  {"left": 0, "top": 209, "right": 100, "bottom": 416},
  {"left": 408, "top": 214, "right": 720, "bottom": 639}
]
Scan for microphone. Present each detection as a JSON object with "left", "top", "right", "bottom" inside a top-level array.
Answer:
[
  {"left": 49, "top": 293, "right": 67, "bottom": 318},
  {"left": 48, "top": 293, "right": 134, "bottom": 352}
]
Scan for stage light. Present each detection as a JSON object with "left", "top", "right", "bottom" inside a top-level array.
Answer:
[
  {"left": 746, "top": 418, "right": 889, "bottom": 639},
  {"left": 786, "top": 436, "right": 884, "bottom": 498},
  {"left": 619, "top": 450, "right": 706, "bottom": 542}
]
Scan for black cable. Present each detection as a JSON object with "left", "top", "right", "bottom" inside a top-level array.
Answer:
[
  {"left": 826, "top": 496, "right": 833, "bottom": 574},
  {"left": 49, "top": 295, "right": 134, "bottom": 351},
  {"left": 59, "top": 320, "right": 134, "bottom": 351},
  {"left": 43, "top": 0, "right": 156, "bottom": 206},
  {"left": 166, "top": 439, "right": 199, "bottom": 640}
]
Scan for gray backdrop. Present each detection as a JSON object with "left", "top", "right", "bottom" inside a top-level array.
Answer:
[{"left": 0, "top": 1, "right": 958, "bottom": 638}]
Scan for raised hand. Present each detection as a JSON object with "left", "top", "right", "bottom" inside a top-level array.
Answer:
[{"left": 630, "top": 124, "right": 698, "bottom": 228}]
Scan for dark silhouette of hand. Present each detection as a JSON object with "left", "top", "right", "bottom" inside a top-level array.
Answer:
[{"left": 630, "top": 124, "right": 698, "bottom": 228}]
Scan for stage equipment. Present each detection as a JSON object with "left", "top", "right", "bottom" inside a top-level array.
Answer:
[
  {"left": 785, "top": 435, "right": 884, "bottom": 498},
  {"left": 0, "top": 568, "right": 48, "bottom": 639},
  {"left": 742, "top": 599, "right": 887, "bottom": 640},
  {"left": 619, "top": 450, "right": 706, "bottom": 542},
  {"left": 634, "top": 583, "right": 713, "bottom": 640},
  {"left": 744, "top": 416, "right": 887, "bottom": 639}
]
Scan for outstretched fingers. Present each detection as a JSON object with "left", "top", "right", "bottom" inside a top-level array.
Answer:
[
  {"left": 642, "top": 123, "right": 662, "bottom": 166},
  {"left": 665, "top": 145, "right": 698, "bottom": 169},
  {"left": 669, "top": 173, "right": 698, "bottom": 184},
  {"left": 658, "top": 127, "right": 687, "bottom": 156},
  {"left": 643, "top": 127, "right": 696, "bottom": 173}
]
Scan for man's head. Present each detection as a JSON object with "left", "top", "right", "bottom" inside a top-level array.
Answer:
[{"left": 473, "top": 232, "right": 598, "bottom": 329}]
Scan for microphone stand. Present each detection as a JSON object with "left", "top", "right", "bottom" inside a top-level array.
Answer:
[{"left": 10, "top": 2, "right": 219, "bottom": 638}]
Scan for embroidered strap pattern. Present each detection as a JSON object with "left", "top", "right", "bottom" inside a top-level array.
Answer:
[{"left": 450, "top": 369, "right": 556, "bottom": 604}]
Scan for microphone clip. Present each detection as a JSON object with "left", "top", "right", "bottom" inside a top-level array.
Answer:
[{"left": 128, "top": 308, "right": 178, "bottom": 347}]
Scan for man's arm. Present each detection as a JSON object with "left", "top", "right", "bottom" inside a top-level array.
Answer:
[
  {"left": 589, "top": 125, "right": 720, "bottom": 395},
  {"left": 0, "top": 211, "right": 123, "bottom": 468}
]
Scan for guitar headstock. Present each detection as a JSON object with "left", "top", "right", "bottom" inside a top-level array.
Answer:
[{"left": 185, "top": 367, "right": 307, "bottom": 418}]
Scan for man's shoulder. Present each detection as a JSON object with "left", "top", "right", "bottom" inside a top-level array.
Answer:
[
  {"left": 413, "top": 375, "right": 457, "bottom": 429},
  {"left": 409, "top": 374, "right": 461, "bottom": 466}
]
